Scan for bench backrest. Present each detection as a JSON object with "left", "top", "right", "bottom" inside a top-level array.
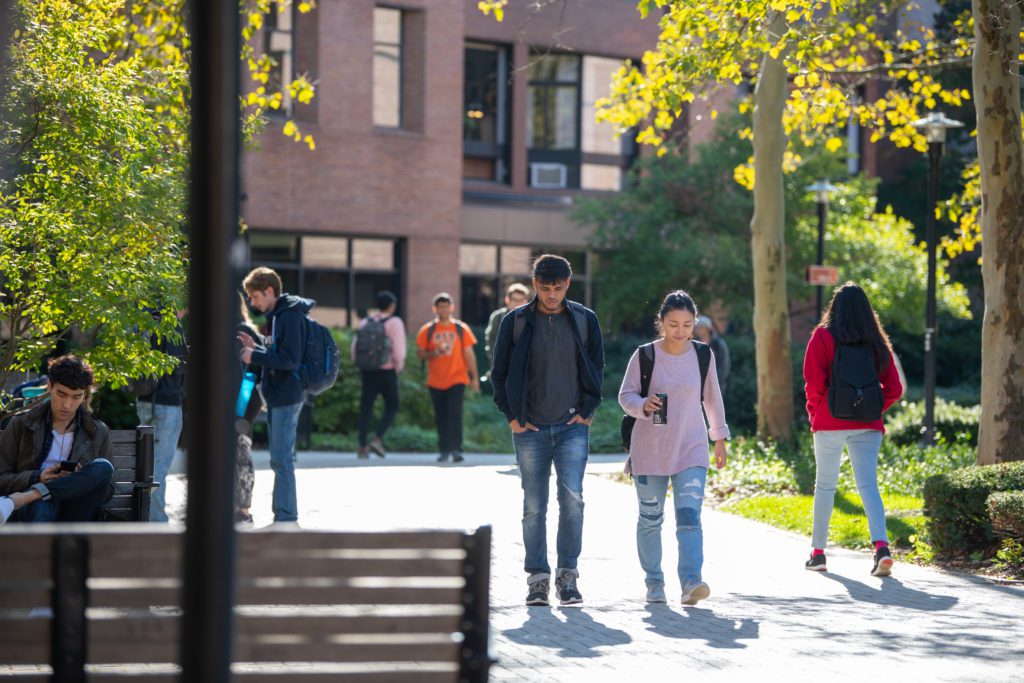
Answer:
[
  {"left": 0, "top": 427, "right": 154, "bottom": 522},
  {"left": 0, "top": 524, "right": 492, "bottom": 682}
]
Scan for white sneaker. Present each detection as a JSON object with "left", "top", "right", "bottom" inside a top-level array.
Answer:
[
  {"left": 645, "top": 582, "right": 667, "bottom": 604},
  {"left": 681, "top": 582, "right": 710, "bottom": 605},
  {"left": 0, "top": 496, "right": 14, "bottom": 524}
]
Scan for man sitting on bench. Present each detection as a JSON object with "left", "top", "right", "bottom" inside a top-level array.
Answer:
[{"left": 0, "top": 355, "right": 114, "bottom": 524}]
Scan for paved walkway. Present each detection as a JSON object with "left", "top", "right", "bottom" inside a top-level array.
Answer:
[{"left": 164, "top": 450, "right": 1024, "bottom": 682}]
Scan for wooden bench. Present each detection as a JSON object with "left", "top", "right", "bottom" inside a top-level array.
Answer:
[
  {"left": 0, "top": 427, "right": 156, "bottom": 522},
  {"left": 0, "top": 524, "right": 494, "bottom": 682}
]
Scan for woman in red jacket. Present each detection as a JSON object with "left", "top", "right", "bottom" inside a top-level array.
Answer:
[{"left": 803, "top": 283, "right": 903, "bottom": 576}]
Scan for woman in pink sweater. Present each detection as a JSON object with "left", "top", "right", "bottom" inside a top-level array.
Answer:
[
  {"left": 618, "top": 291, "right": 729, "bottom": 606},
  {"left": 802, "top": 282, "right": 903, "bottom": 576}
]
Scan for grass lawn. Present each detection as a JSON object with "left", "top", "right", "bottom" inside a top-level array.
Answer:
[{"left": 722, "top": 491, "right": 926, "bottom": 549}]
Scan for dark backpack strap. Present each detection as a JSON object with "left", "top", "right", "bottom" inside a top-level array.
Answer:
[
  {"left": 512, "top": 309, "right": 527, "bottom": 345},
  {"left": 638, "top": 342, "right": 656, "bottom": 397},
  {"left": 693, "top": 340, "right": 711, "bottom": 406},
  {"left": 570, "top": 303, "right": 588, "bottom": 347}
]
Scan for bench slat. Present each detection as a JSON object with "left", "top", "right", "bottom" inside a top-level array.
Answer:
[
  {"left": 88, "top": 556, "right": 465, "bottom": 580},
  {"left": 86, "top": 671, "right": 456, "bottom": 682},
  {"left": 0, "top": 586, "right": 52, "bottom": 609},
  {"left": 0, "top": 618, "right": 49, "bottom": 664}
]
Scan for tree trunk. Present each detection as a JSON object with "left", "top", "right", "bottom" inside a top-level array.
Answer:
[
  {"left": 974, "top": 0, "right": 1024, "bottom": 464},
  {"left": 750, "top": 17, "right": 793, "bottom": 441}
]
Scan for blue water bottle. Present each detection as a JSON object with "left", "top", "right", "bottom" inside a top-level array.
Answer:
[{"left": 236, "top": 371, "right": 256, "bottom": 417}]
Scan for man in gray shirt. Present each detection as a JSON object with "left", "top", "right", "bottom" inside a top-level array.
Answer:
[{"left": 490, "top": 254, "right": 605, "bottom": 607}]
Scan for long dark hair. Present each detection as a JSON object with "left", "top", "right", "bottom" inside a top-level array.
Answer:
[
  {"left": 820, "top": 282, "right": 892, "bottom": 370},
  {"left": 655, "top": 290, "right": 698, "bottom": 336}
]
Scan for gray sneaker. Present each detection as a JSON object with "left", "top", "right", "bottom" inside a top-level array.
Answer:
[
  {"left": 526, "top": 578, "right": 550, "bottom": 606},
  {"left": 681, "top": 582, "right": 710, "bottom": 606},
  {"left": 645, "top": 581, "right": 667, "bottom": 604},
  {"left": 555, "top": 569, "right": 583, "bottom": 606}
]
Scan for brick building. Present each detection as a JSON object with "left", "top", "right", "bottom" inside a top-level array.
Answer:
[{"left": 241, "top": 0, "right": 663, "bottom": 329}]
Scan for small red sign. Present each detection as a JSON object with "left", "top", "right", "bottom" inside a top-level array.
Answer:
[{"left": 806, "top": 265, "right": 838, "bottom": 286}]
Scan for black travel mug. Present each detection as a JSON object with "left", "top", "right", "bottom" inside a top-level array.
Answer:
[{"left": 653, "top": 393, "right": 668, "bottom": 425}]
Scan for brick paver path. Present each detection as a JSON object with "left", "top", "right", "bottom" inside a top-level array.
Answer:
[{"left": 164, "top": 450, "right": 1024, "bottom": 683}]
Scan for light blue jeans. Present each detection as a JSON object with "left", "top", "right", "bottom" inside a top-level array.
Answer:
[
  {"left": 268, "top": 402, "right": 303, "bottom": 522},
  {"left": 137, "top": 401, "right": 183, "bottom": 523},
  {"left": 634, "top": 467, "right": 707, "bottom": 591},
  {"left": 811, "top": 429, "right": 888, "bottom": 548},
  {"left": 512, "top": 423, "right": 589, "bottom": 578}
]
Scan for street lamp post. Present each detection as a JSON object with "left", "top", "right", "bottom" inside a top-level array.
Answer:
[
  {"left": 805, "top": 180, "right": 838, "bottom": 321},
  {"left": 910, "top": 111, "right": 963, "bottom": 445}
]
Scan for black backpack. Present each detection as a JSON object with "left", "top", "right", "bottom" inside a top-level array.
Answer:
[
  {"left": 297, "top": 315, "right": 340, "bottom": 396},
  {"left": 354, "top": 316, "right": 392, "bottom": 371},
  {"left": 827, "top": 343, "right": 883, "bottom": 421},
  {"left": 621, "top": 340, "right": 711, "bottom": 452}
]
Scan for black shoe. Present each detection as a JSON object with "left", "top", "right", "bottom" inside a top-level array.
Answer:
[
  {"left": 805, "top": 553, "right": 827, "bottom": 572},
  {"left": 526, "top": 578, "right": 550, "bottom": 606},
  {"left": 555, "top": 569, "right": 583, "bottom": 606},
  {"left": 436, "top": 453, "right": 450, "bottom": 463},
  {"left": 368, "top": 437, "right": 386, "bottom": 458},
  {"left": 451, "top": 451, "right": 464, "bottom": 463},
  {"left": 871, "top": 546, "right": 894, "bottom": 577}
]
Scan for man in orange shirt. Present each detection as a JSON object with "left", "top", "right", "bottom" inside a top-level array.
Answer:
[{"left": 416, "top": 293, "right": 480, "bottom": 463}]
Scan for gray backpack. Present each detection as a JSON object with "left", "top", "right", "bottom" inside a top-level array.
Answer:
[{"left": 354, "top": 316, "right": 392, "bottom": 371}]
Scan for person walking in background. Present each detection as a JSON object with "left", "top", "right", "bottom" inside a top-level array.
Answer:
[
  {"left": 618, "top": 291, "right": 729, "bottom": 606},
  {"left": 352, "top": 291, "right": 407, "bottom": 459},
  {"left": 239, "top": 266, "right": 313, "bottom": 524},
  {"left": 484, "top": 283, "right": 530, "bottom": 375},
  {"left": 416, "top": 293, "right": 479, "bottom": 464},
  {"left": 803, "top": 282, "right": 903, "bottom": 576},
  {"left": 135, "top": 307, "right": 187, "bottom": 522},
  {"left": 694, "top": 315, "right": 730, "bottom": 397},
  {"left": 490, "top": 254, "right": 604, "bottom": 607},
  {"left": 234, "top": 294, "right": 264, "bottom": 526}
]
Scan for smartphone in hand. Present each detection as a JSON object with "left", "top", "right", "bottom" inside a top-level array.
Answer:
[{"left": 58, "top": 460, "right": 78, "bottom": 472}]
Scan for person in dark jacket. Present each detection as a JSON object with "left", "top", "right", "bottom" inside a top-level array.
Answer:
[
  {"left": 136, "top": 307, "right": 187, "bottom": 522},
  {"left": 0, "top": 355, "right": 114, "bottom": 524},
  {"left": 239, "top": 267, "right": 311, "bottom": 523},
  {"left": 490, "top": 254, "right": 604, "bottom": 607}
]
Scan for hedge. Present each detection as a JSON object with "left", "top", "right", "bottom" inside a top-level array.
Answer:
[
  {"left": 923, "top": 461, "right": 1024, "bottom": 555},
  {"left": 987, "top": 491, "right": 1024, "bottom": 540}
]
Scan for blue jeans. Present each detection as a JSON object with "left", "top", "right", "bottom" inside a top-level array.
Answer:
[
  {"left": 12, "top": 459, "right": 115, "bottom": 522},
  {"left": 811, "top": 429, "right": 888, "bottom": 548},
  {"left": 137, "top": 401, "right": 184, "bottom": 522},
  {"left": 268, "top": 402, "right": 303, "bottom": 522},
  {"left": 512, "top": 423, "right": 589, "bottom": 578},
  {"left": 634, "top": 467, "right": 707, "bottom": 591}
]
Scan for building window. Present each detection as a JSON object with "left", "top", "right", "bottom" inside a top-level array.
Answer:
[
  {"left": 264, "top": 4, "right": 294, "bottom": 114},
  {"left": 526, "top": 53, "right": 633, "bottom": 190},
  {"left": 464, "top": 43, "right": 510, "bottom": 183},
  {"left": 248, "top": 233, "right": 402, "bottom": 328},
  {"left": 373, "top": 7, "right": 402, "bottom": 128}
]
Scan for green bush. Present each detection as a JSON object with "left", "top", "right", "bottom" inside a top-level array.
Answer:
[
  {"left": 885, "top": 398, "right": 980, "bottom": 447},
  {"left": 923, "top": 461, "right": 1024, "bottom": 555},
  {"left": 92, "top": 386, "right": 141, "bottom": 429},
  {"left": 987, "top": 491, "right": 1024, "bottom": 540}
]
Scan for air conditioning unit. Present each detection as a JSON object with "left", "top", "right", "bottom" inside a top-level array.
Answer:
[{"left": 530, "top": 163, "right": 568, "bottom": 189}]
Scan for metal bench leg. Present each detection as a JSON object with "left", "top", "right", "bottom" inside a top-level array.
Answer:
[
  {"left": 461, "top": 525, "right": 495, "bottom": 683},
  {"left": 52, "top": 535, "right": 88, "bottom": 683}
]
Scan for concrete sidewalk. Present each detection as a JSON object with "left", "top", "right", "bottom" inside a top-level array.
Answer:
[{"left": 163, "top": 450, "right": 1024, "bottom": 682}]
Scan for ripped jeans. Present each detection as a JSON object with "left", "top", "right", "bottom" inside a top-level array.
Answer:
[{"left": 634, "top": 466, "right": 707, "bottom": 591}]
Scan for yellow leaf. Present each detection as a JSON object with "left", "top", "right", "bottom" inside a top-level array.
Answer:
[
  {"left": 304, "top": 135, "right": 316, "bottom": 150},
  {"left": 283, "top": 120, "right": 297, "bottom": 137},
  {"left": 825, "top": 137, "right": 843, "bottom": 153}
]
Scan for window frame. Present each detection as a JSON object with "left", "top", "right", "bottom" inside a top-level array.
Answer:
[{"left": 373, "top": 6, "right": 405, "bottom": 129}]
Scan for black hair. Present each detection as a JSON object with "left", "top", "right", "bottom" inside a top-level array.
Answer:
[
  {"left": 432, "top": 292, "right": 452, "bottom": 306},
  {"left": 377, "top": 290, "right": 397, "bottom": 310},
  {"left": 820, "top": 282, "right": 893, "bottom": 370},
  {"left": 655, "top": 290, "right": 698, "bottom": 335},
  {"left": 532, "top": 254, "right": 572, "bottom": 284},
  {"left": 47, "top": 355, "right": 94, "bottom": 392}
]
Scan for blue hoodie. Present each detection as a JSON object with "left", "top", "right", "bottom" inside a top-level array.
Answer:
[{"left": 249, "top": 293, "right": 314, "bottom": 407}]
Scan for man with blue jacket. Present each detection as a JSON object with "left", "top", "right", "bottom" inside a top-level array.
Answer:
[
  {"left": 490, "top": 254, "right": 604, "bottom": 607},
  {"left": 239, "top": 267, "right": 312, "bottom": 524}
]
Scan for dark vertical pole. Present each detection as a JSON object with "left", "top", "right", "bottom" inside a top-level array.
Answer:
[
  {"left": 183, "top": 0, "right": 240, "bottom": 680},
  {"left": 815, "top": 200, "right": 826, "bottom": 322},
  {"left": 922, "top": 142, "right": 942, "bottom": 446},
  {"left": 135, "top": 425, "right": 155, "bottom": 522},
  {"left": 460, "top": 525, "right": 494, "bottom": 683},
  {"left": 51, "top": 536, "right": 88, "bottom": 683}
]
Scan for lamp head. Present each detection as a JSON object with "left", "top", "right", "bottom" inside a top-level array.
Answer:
[
  {"left": 805, "top": 180, "right": 839, "bottom": 205},
  {"left": 911, "top": 111, "right": 964, "bottom": 145}
]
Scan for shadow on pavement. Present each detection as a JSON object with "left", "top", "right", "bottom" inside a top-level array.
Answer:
[
  {"left": 820, "top": 573, "right": 958, "bottom": 611},
  {"left": 642, "top": 605, "right": 759, "bottom": 649},
  {"left": 502, "top": 607, "right": 631, "bottom": 658}
]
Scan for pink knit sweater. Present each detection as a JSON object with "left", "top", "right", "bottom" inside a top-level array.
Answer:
[{"left": 618, "top": 339, "right": 730, "bottom": 475}]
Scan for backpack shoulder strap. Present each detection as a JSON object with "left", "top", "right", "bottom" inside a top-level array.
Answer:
[
  {"left": 693, "top": 340, "right": 711, "bottom": 404},
  {"left": 426, "top": 321, "right": 437, "bottom": 348},
  {"left": 512, "top": 308, "right": 527, "bottom": 345},
  {"left": 570, "top": 303, "right": 588, "bottom": 347},
  {"left": 638, "top": 342, "right": 656, "bottom": 397},
  {"left": 453, "top": 318, "right": 466, "bottom": 343}
]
